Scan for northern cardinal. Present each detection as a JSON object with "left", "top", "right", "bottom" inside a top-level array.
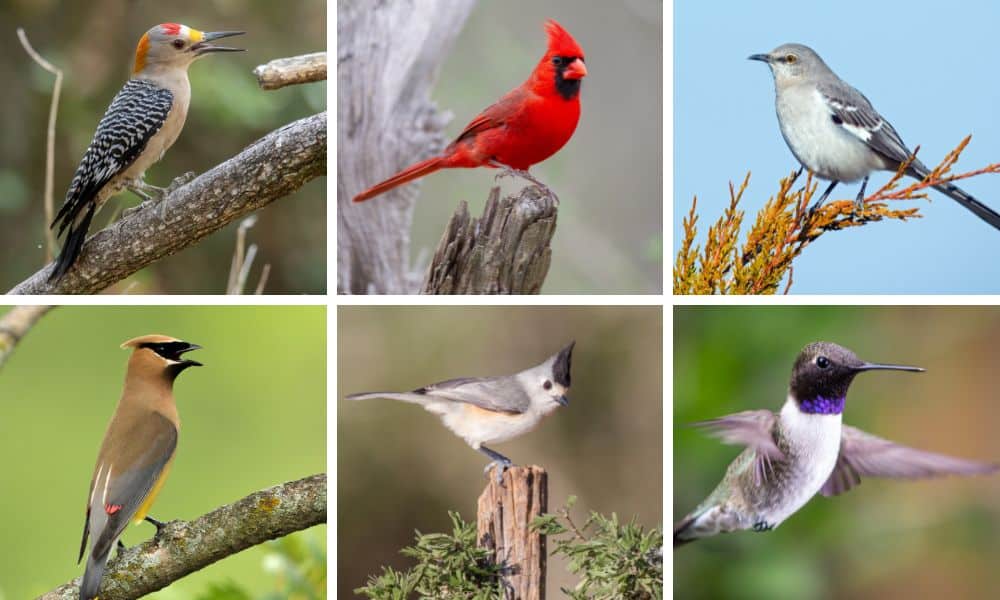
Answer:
[{"left": 353, "top": 19, "right": 587, "bottom": 203}]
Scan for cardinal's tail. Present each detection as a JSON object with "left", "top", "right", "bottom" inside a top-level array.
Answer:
[{"left": 353, "top": 156, "right": 446, "bottom": 203}]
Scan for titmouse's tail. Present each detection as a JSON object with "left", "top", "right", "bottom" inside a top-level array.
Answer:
[{"left": 346, "top": 392, "right": 430, "bottom": 405}]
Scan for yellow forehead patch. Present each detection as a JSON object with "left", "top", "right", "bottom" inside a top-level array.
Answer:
[{"left": 188, "top": 28, "right": 204, "bottom": 42}]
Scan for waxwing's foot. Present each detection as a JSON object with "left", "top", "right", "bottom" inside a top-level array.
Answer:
[
  {"left": 144, "top": 515, "right": 167, "bottom": 537},
  {"left": 115, "top": 539, "right": 127, "bottom": 558}
]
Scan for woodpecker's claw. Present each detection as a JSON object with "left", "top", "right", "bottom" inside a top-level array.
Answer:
[{"left": 166, "top": 171, "right": 196, "bottom": 194}]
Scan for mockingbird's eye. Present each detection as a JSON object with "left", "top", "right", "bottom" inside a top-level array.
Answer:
[{"left": 784, "top": 54, "right": 798, "bottom": 64}]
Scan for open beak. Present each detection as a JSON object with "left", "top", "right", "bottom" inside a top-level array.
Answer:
[
  {"left": 855, "top": 362, "right": 924, "bottom": 373},
  {"left": 556, "top": 395, "right": 570, "bottom": 407},
  {"left": 748, "top": 53, "right": 771, "bottom": 63},
  {"left": 193, "top": 31, "right": 246, "bottom": 55},
  {"left": 563, "top": 58, "right": 587, "bottom": 80},
  {"left": 178, "top": 343, "right": 203, "bottom": 367}
]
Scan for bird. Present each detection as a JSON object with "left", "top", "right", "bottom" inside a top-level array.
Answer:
[
  {"left": 78, "top": 335, "right": 202, "bottom": 600},
  {"left": 674, "top": 341, "right": 997, "bottom": 547},
  {"left": 352, "top": 19, "right": 586, "bottom": 204},
  {"left": 50, "top": 23, "right": 245, "bottom": 282},
  {"left": 347, "top": 341, "right": 574, "bottom": 482},
  {"left": 749, "top": 43, "right": 1000, "bottom": 230}
]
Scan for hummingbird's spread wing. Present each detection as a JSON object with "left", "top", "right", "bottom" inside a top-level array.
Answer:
[
  {"left": 690, "top": 410, "right": 785, "bottom": 486},
  {"left": 820, "top": 425, "right": 999, "bottom": 496}
]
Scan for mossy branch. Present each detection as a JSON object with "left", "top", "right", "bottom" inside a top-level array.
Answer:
[
  {"left": 674, "top": 138, "right": 1000, "bottom": 294},
  {"left": 37, "top": 473, "right": 327, "bottom": 600}
]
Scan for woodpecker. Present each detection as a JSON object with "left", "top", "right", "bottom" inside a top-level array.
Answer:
[{"left": 49, "top": 23, "right": 245, "bottom": 282}]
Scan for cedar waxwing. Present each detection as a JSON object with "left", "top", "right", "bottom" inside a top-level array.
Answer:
[{"left": 78, "top": 335, "right": 202, "bottom": 600}]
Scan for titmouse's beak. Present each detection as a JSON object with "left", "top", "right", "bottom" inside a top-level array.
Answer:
[{"left": 556, "top": 395, "right": 569, "bottom": 407}]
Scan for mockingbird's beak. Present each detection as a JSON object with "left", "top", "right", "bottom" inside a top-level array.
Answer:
[{"left": 748, "top": 53, "right": 771, "bottom": 63}]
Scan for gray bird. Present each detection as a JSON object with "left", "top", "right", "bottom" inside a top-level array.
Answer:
[
  {"left": 749, "top": 43, "right": 1000, "bottom": 230},
  {"left": 675, "top": 342, "right": 997, "bottom": 546},
  {"left": 347, "top": 342, "right": 574, "bottom": 482}
]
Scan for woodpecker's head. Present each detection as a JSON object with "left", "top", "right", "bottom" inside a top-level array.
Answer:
[{"left": 133, "top": 23, "right": 245, "bottom": 75}]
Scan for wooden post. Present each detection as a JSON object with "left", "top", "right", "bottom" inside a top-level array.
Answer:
[{"left": 477, "top": 465, "right": 548, "bottom": 600}]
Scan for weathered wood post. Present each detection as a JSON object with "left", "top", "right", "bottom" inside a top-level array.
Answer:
[{"left": 476, "top": 465, "right": 548, "bottom": 599}]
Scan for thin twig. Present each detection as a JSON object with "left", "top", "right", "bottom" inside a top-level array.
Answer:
[
  {"left": 0, "top": 305, "right": 52, "bottom": 372},
  {"left": 17, "top": 28, "right": 62, "bottom": 262}
]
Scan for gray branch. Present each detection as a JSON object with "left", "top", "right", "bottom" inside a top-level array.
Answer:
[
  {"left": 337, "top": 0, "right": 477, "bottom": 294},
  {"left": 0, "top": 305, "right": 52, "bottom": 371},
  {"left": 37, "top": 473, "right": 327, "bottom": 600},
  {"left": 254, "top": 52, "right": 327, "bottom": 90},
  {"left": 9, "top": 112, "right": 327, "bottom": 295},
  {"left": 423, "top": 186, "right": 557, "bottom": 294}
]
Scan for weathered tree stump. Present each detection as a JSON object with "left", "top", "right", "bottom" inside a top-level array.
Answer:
[{"left": 477, "top": 465, "right": 548, "bottom": 600}]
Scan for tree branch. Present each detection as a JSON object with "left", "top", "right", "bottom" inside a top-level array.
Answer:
[
  {"left": 423, "top": 186, "right": 557, "bottom": 294},
  {"left": 0, "top": 305, "right": 52, "bottom": 371},
  {"left": 38, "top": 473, "right": 327, "bottom": 600},
  {"left": 254, "top": 52, "right": 327, "bottom": 90},
  {"left": 9, "top": 112, "right": 326, "bottom": 295}
]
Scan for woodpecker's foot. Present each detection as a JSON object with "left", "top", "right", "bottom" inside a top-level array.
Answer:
[
  {"left": 144, "top": 515, "right": 167, "bottom": 537},
  {"left": 166, "top": 171, "right": 196, "bottom": 194},
  {"left": 122, "top": 200, "right": 155, "bottom": 218},
  {"left": 490, "top": 162, "right": 559, "bottom": 206}
]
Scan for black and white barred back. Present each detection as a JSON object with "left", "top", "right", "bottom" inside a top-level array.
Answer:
[{"left": 49, "top": 79, "right": 173, "bottom": 281}]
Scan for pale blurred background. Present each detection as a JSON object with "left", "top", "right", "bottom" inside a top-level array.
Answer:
[
  {"left": 338, "top": 306, "right": 662, "bottom": 595},
  {"left": 675, "top": 307, "right": 1000, "bottom": 599},
  {"left": 0, "top": 305, "right": 326, "bottom": 598},
  {"left": 386, "top": 0, "right": 663, "bottom": 294},
  {"left": 0, "top": 0, "right": 326, "bottom": 293}
]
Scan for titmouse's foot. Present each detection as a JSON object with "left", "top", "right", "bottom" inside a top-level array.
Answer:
[
  {"left": 483, "top": 460, "right": 512, "bottom": 485},
  {"left": 144, "top": 515, "right": 167, "bottom": 537}
]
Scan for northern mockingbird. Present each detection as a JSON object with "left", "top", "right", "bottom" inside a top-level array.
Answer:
[{"left": 749, "top": 43, "right": 1000, "bottom": 230}]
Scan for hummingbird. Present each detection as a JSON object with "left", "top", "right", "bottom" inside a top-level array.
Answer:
[{"left": 674, "top": 341, "right": 998, "bottom": 547}]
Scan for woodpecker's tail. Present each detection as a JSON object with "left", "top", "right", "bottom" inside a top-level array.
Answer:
[
  {"left": 906, "top": 162, "right": 1000, "bottom": 231},
  {"left": 80, "top": 547, "right": 110, "bottom": 600},
  {"left": 49, "top": 203, "right": 96, "bottom": 282},
  {"left": 353, "top": 157, "right": 446, "bottom": 202}
]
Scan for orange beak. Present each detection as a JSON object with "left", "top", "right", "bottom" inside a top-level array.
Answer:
[{"left": 563, "top": 58, "right": 587, "bottom": 80}]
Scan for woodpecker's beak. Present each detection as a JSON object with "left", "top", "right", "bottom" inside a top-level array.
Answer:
[
  {"left": 748, "top": 53, "right": 772, "bottom": 63},
  {"left": 193, "top": 31, "right": 246, "bottom": 55}
]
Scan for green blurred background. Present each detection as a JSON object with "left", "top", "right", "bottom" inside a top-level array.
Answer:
[
  {"left": 674, "top": 307, "right": 1000, "bottom": 600},
  {"left": 355, "top": 0, "right": 662, "bottom": 294},
  {"left": 338, "top": 306, "right": 662, "bottom": 595},
  {"left": 0, "top": 0, "right": 326, "bottom": 293},
  {"left": 0, "top": 305, "right": 326, "bottom": 598}
]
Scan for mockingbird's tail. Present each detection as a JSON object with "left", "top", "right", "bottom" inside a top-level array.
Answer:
[{"left": 907, "top": 164, "right": 1000, "bottom": 231}]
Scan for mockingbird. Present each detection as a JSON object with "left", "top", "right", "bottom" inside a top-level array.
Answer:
[{"left": 749, "top": 43, "right": 1000, "bottom": 231}]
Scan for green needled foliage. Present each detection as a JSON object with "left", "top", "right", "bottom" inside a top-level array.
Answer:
[
  {"left": 533, "top": 497, "right": 663, "bottom": 600},
  {"left": 355, "top": 511, "right": 505, "bottom": 600}
]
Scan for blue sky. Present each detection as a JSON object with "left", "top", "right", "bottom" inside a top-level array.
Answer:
[{"left": 674, "top": 0, "right": 1000, "bottom": 293}]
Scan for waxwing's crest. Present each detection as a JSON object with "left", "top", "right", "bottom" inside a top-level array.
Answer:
[
  {"left": 121, "top": 334, "right": 181, "bottom": 349},
  {"left": 545, "top": 19, "right": 584, "bottom": 59}
]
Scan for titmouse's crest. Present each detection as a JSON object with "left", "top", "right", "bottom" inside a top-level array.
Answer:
[{"left": 552, "top": 341, "right": 574, "bottom": 387}]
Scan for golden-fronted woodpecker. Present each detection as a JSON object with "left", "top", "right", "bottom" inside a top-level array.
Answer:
[{"left": 49, "top": 23, "right": 245, "bottom": 282}]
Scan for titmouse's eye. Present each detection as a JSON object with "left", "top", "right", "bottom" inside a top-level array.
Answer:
[{"left": 543, "top": 380, "right": 552, "bottom": 390}]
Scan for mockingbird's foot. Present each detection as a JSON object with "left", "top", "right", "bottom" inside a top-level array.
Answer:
[{"left": 852, "top": 175, "right": 870, "bottom": 218}]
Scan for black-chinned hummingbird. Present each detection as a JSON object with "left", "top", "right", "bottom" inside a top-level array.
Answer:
[{"left": 674, "top": 342, "right": 998, "bottom": 547}]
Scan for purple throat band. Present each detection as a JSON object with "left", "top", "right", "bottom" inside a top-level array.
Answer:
[{"left": 799, "top": 395, "right": 845, "bottom": 415}]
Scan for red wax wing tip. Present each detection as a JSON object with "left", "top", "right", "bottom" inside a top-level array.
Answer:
[
  {"left": 160, "top": 23, "right": 183, "bottom": 36},
  {"left": 544, "top": 19, "right": 584, "bottom": 58},
  {"left": 105, "top": 503, "right": 122, "bottom": 515}
]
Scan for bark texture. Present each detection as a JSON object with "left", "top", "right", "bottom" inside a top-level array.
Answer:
[
  {"left": 9, "top": 112, "right": 326, "bottom": 295},
  {"left": 38, "top": 473, "right": 327, "bottom": 600},
  {"left": 337, "top": 0, "right": 477, "bottom": 293},
  {"left": 477, "top": 465, "right": 548, "bottom": 600}
]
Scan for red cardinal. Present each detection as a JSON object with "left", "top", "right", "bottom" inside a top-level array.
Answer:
[{"left": 353, "top": 19, "right": 587, "bottom": 203}]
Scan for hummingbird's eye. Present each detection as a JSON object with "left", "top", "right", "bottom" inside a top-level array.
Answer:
[
  {"left": 543, "top": 380, "right": 553, "bottom": 390},
  {"left": 816, "top": 356, "right": 830, "bottom": 369}
]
